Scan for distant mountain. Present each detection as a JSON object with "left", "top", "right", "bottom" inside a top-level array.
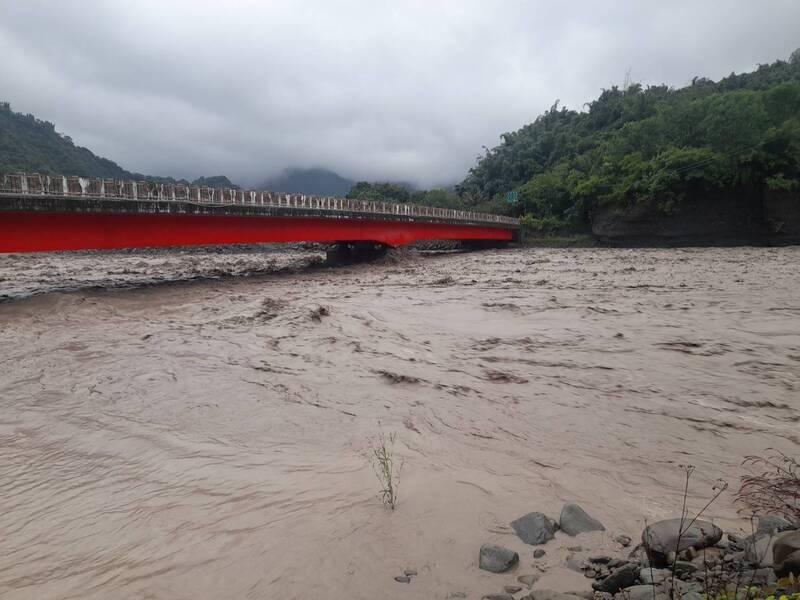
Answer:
[
  {"left": 0, "top": 101, "right": 239, "bottom": 187},
  {"left": 259, "top": 168, "right": 355, "bottom": 196},
  {"left": 191, "top": 175, "right": 238, "bottom": 189}
]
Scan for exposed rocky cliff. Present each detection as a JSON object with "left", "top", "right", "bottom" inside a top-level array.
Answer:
[{"left": 591, "top": 190, "right": 800, "bottom": 246}]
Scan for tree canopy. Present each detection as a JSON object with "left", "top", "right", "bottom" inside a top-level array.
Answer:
[{"left": 456, "top": 50, "right": 800, "bottom": 231}]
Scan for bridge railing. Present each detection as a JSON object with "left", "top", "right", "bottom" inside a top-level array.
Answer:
[{"left": 1, "top": 173, "right": 519, "bottom": 227}]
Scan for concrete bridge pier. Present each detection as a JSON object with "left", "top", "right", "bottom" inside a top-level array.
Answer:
[
  {"left": 325, "top": 241, "right": 389, "bottom": 265},
  {"left": 461, "top": 239, "right": 511, "bottom": 250}
]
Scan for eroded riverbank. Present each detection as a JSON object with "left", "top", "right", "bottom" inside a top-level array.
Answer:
[{"left": 0, "top": 247, "right": 798, "bottom": 599}]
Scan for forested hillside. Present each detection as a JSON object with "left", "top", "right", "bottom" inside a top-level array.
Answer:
[
  {"left": 456, "top": 50, "right": 800, "bottom": 237},
  {"left": 0, "top": 102, "right": 134, "bottom": 178},
  {"left": 0, "top": 102, "right": 236, "bottom": 187}
]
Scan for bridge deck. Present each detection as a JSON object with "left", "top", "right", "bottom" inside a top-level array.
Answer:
[{"left": 0, "top": 173, "right": 519, "bottom": 253}]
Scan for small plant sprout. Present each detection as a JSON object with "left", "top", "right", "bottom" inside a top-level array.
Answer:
[{"left": 369, "top": 428, "right": 403, "bottom": 510}]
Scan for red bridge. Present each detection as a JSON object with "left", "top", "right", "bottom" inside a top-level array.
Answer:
[{"left": 0, "top": 173, "right": 518, "bottom": 253}]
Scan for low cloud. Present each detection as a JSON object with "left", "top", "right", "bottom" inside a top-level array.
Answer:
[{"left": 1, "top": 0, "right": 798, "bottom": 187}]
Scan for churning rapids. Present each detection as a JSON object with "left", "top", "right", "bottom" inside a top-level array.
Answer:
[{"left": 1, "top": 247, "right": 798, "bottom": 600}]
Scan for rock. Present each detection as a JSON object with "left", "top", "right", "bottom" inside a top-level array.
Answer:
[
  {"left": 504, "top": 585, "right": 523, "bottom": 594},
  {"left": 394, "top": 575, "right": 411, "bottom": 583},
  {"left": 642, "top": 519, "right": 723, "bottom": 564},
  {"left": 512, "top": 512, "right": 558, "bottom": 545},
  {"left": 773, "top": 530, "right": 800, "bottom": 576},
  {"left": 617, "top": 585, "right": 661, "bottom": 600},
  {"left": 592, "top": 563, "right": 638, "bottom": 593},
  {"left": 739, "top": 567, "right": 777, "bottom": 586},
  {"left": 608, "top": 558, "right": 626, "bottom": 569},
  {"left": 594, "top": 565, "right": 610, "bottom": 578},
  {"left": 567, "top": 546, "right": 583, "bottom": 552},
  {"left": 672, "top": 560, "right": 697, "bottom": 577},
  {"left": 589, "top": 555, "right": 612, "bottom": 564},
  {"left": 665, "top": 579, "right": 702, "bottom": 597},
  {"left": 530, "top": 591, "right": 585, "bottom": 600},
  {"left": 517, "top": 574, "right": 538, "bottom": 588},
  {"left": 743, "top": 534, "right": 774, "bottom": 566},
  {"left": 616, "top": 535, "right": 632, "bottom": 547},
  {"left": 534, "top": 549, "right": 546, "bottom": 559},
  {"left": 560, "top": 503, "right": 605, "bottom": 536},
  {"left": 757, "top": 515, "right": 796, "bottom": 535},
  {"left": 479, "top": 544, "right": 520, "bottom": 573},
  {"left": 594, "top": 593, "right": 614, "bottom": 600},
  {"left": 639, "top": 567, "right": 670, "bottom": 584},
  {"left": 481, "top": 595, "right": 514, "bottom": 600},
  {"left": 404, "top": 569, "right": 417, "bottom": 576}
]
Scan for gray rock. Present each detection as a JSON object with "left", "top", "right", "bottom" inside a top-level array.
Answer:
[
  {"left": 568, "top": 546, "right": 583, "bottom": 552},
  {"left": 531, "top": 591, "right": 584, "bottom": 600},
  {"left": 394, "top": 575, "right": 411, "bottom": 583},
  {"left": 672, "top": 560, "right": 697, "bottom": 577},
  {"left": 512, "top": 512, "right": 558, "bottom": 545},
  {"left": 517, "top": 574, "right": 538, "bottom": 588},
  {"left": 639, "top": 567, "right": 670, "bottom": 584},
  {"left": 560, "top": 503, "right": 605, "bottom": 536},
  {"left": 589, "top": 555, "right": 612, "bottom": 564},
  {"left": 743, "top": 534, "right": 774, "bottom": 566},
  {"left": 404, "top": 569, "right": 417, "bottom": 576},
  {"left": 757, "top": 515, "right": 795, "bottom": 535},
  {"left": 504, "top": 586, "right": 523, "bottom": 594},
  {"left": 608, "top": 558, "right": 626, "bottom": 568},
  {"left": 479, "top": 543, "right": 519, "bottom": 573},
  {"left": 773, "top": 530, "right": 800, "bottom": 576},
  {"left": 593, "top": 563, "right": 638, "bottom": 593},
  {"left": 642, "top": 519, "right": 723, "bottom": 564},
  {"left": 534, "top": 549, "right": 547, "bottom": 558},
  {"left": 482, "top": 595, "right": 514, "bottom": 600},
  {"left": 616, "top": 585, "right": 661, "bottom": 600},
  {"left": 739, "top": 567, "right": 777, "bottom": 586},
  {"left": 616, "top": 535, "right": 632, "bottom": 547}
]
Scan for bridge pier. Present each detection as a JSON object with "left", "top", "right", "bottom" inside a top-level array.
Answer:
[
  {"left": 325, "top": 241, "right": 389, "bottom": 265},
  {"left": 461, "top": 239, "right": 511, "bottom": 250}
]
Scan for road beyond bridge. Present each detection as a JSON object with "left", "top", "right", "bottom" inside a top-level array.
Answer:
[{"left": 0, "top": 173, "right": 519, "bottom": 253}]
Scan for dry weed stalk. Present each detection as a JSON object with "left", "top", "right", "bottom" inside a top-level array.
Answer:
[
  {"left": 369, "top": 429, "right": 403, "bottom": 510},
  {"left": 735, "top": 449, "right": 800, "bottom": 522}
]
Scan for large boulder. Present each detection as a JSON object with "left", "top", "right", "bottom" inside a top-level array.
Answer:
[
  {"left": 511, "top": 512, "right": 558, "bottom": 545},
  {"left": 773, "top": 530, "right": 800, "bottom": 576},
  {"left": 479, "top": 543, "right": 519, "bottom": 573},
  {"left": 641, "top": 519, "right": 722, "bottom": 564},
  {"left": 559, "top": 503, "right": 605, "bottom": 536},
  {"left": 744, "top": 534, "right": 774, "bottom": 567},
  {"left": 757, "top": 515, "right": 796, "bottom": 535}
]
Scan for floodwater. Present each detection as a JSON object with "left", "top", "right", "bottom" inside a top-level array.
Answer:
[{"left": 0, "top": 246, "right": 798, "bottom": 600}]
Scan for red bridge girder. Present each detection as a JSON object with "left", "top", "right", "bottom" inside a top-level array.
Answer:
[{"left": 0, "top": 211, "right": 514, "bottom": 253}]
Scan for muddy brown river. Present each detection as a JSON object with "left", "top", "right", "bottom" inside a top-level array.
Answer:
[{"left": 1, "top": 247, "right": 798, "bottom": 599}]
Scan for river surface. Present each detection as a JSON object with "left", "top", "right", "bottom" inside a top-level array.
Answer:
[{"left": 0, "top": 246, "right": 798, "bottom": 599}]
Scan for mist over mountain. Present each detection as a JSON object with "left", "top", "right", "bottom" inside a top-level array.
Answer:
[{"left": 258, "top": 168, "right": 355, "bottom": 196}]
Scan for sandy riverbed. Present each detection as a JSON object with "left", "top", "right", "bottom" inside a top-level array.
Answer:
[{"left": 0, "top": 246, "right": 798, "bottom": 599}]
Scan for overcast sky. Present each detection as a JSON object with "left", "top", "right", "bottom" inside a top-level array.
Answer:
[{"left": 1, "top": 1, "right": 798, "bottom": 187}]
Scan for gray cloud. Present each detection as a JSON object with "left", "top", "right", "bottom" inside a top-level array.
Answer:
[{"left": 1, "top": 0, "right": 798, "bottom": 187}]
